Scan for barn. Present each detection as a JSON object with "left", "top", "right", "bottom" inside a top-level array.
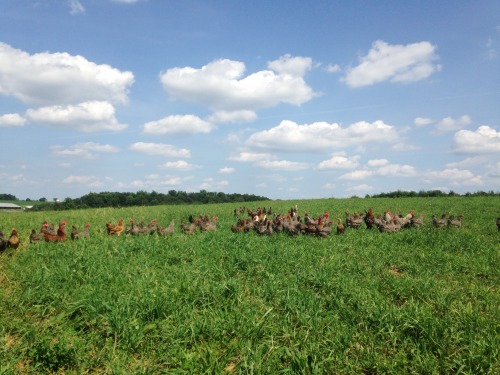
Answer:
[{"left": 0, "top": 203, "right": 22, "bottom": 211}]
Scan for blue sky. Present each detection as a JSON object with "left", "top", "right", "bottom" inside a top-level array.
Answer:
[{"left": 1, "top": 0, "right": 499, "bottom": 200}]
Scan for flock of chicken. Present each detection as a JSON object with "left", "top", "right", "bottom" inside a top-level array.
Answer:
[
  {"left": 1, "top": 207, "right": 499, "bottom": 253},
  {"left": 230, "top": 206, "right": 472, "bottom": 236}
]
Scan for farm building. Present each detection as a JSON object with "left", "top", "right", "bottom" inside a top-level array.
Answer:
[{"left": 0, "top": 203, "right": 22, "bottom": 211}]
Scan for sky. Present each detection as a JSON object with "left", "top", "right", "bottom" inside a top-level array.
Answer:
[{"left": 1, "top": 0, "right": 499, "bottom": 201}]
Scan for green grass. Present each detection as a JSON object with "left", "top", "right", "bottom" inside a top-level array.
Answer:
[{"left": 0, "top": 197, "right": 499, "bottom": 373}]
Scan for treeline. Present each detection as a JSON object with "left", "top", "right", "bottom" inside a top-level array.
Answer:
[
  {"left": 0, "top": 194, "right": 17, "bottom": 200},
  {"left": 28, "top": 190, "right": 270, "bottom": 211},
  {"left": 365, "top": 189, "right": 500, "bottom": 198}
]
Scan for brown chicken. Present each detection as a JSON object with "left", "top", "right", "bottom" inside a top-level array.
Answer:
[
  {"left": 336, "top": 218, "right": 345, "bottom": 235},
  {"left": 71, "top": 224, "right": 90, "bottom": 240},
  {"left": 157, "top": 219, "right": 175, "bottom": 236},
  {"left": 432, "top": 213, "right": 447, "bottom": 228},
  {"left": 30, "top": 229, "right": 43, "bottom": 243},
  {"left": 181, "top": 219, "right": 199, "bottom": 234},
  {"left": 44, "top": 221, "right": 67, "bottom": 242},
  {"left": 106, "top": 218, "right": 124, "bottom": 236},
  {"left": 447, "top": 214, "right": 464, "bottom": 228},
  {"left": 7, "top": 228, "right": 20, "bottom": 249}
]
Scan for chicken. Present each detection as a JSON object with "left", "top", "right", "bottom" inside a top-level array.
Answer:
[
  {"left": 399, "top": 210, "right": 414, "bottom": 228},
  {"left": 7, "top": 229, "right": 20, "bottom": 249},
  {"left": 126, "top": 218, "right": 140, "bottom": 235},
  {"left": 231, "top": 219, "right": 246, "bottom": 233},
  {"left": 377, "top": 218, "right": 400, "bottom": 233},
  {"left": 0, "top": 230, "right": 7, "bottom": 252},
  {"left": 447, "top": 214, "right": 464, "bottom": 229},
  {"left": 44, "top": 221, "right": 67, "bottom": 242},
  {"left": 106, "top": 218, "right": 124, "bottom": 236},
  {"left": 336, "top": 218, "right": 345, "bottom": 235},
  {"left": 30, "top": 229, "right": 43, "bottom": 243},
  {"left": 497, "top": 217, "right": 500, "bottom": 232},
  {"left": 41, "top": 221, "right": 56, "bottom": 236},
  {"left": 364, "top": 208, "right": 375, "bottom": 229},
  {"left": 71, "top": 224, "right": 90, "bottom": 240},
  {"left": 181, "top": 219, "right": 198, "bottom": 234},
  {"left": 411, "top": 212, "right": 425, "bottom": 228},
  {"left": 157, "top": 219, "right": 175, "bottom": 236},
  {"left": 432, "top": 213, "right": 447, "bottom": 228},
  {"left": 200, "top": 215, "right": 218, "bottom": 232}
]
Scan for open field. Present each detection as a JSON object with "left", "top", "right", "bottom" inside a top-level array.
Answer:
[{"left": 1, "top": 197, "right": 499, "bottom": 373}]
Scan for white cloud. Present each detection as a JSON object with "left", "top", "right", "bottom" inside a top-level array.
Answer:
[
  {"left": 317, "top": 154, "right": 359, "bottom": 170},
  {"left": 199, "top": 177, "right": 229, "bottom": 190},
  {"left": 218, "top": 167, "right": 235, "bottom": 174},
  {"left": 246, "top": 119, "right": 400, "bottom": 152},
  {"left": 340, "top": 161, "right": 416, "bottom": 180},
  {"left": 453, "top": 125, "right": 500, "bottom": 154},
  {"left": 0, "top": 113, "right": 26, "bottom": 127},
  {"left": 159, "top": 160, "right": 200, "bottom": 170},
  {"left": 325, "top": 64, "right": 341, "bottom": 73},
  {"left": 160, "top": 55, "right": 316, "bottom": 112},
  {"left": 256, "top": 160, "right": 310, "bottom": 171},
  {"left": 266, "top": 54, "right": 312, "bottom": 76},
  {"left": 51, "top": 142, "right": 119, "bottom": 159},
  {"left": 435, "top": 115, "right": 471, "bottom": 134},
  {"left": 63, "top": 175, "right": 104, "bottom": 187},
  {"left": 26, "top": 101, "right": 127, "bottom": 132},
  {"left": 414, "top": 117, "right": 434, "bottom": 126},
  {"left": 426, "top": 168, "right": 483, "bottom": 186},
  {"left": 343, "top": 40, "right": 441, "bottom": 87},
  {"left": 207, "top": 110, "right": 257, "bottom": 124},
  {"left": 129, "top": 142, "right": 191, "bottom": 158},
  {"left": 0, "top": 42, "right": 134, "bottom": 106},
  {"left": 143, "top": 114, "right": 214, "bottom": 135},
  {"left": 228, "top": 151, "right": 275, "bottom": 162},
  {"left": 367, "top": 159, "right": 389, "bottom": 167},
  {"left": 68, "top": 0, "right": 85, "bottom": 15}
]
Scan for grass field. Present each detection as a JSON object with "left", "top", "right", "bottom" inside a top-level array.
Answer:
[{"left": 0, "top": 197, "right": 499, "bottom": 374}]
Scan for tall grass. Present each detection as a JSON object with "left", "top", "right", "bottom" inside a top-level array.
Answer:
[{"left": 0, "top": 196, "right": 499, "bottom": 373}]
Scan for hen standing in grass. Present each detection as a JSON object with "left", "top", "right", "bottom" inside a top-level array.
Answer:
[
  {"left": 30, "top": 229, "right": 43, "bottom": 243},
  {"left": 44, "top": 221, "right": 67, "bottom": 242},
  {"left": 7, "top": 228, "right": 20, "bottom": 249}
]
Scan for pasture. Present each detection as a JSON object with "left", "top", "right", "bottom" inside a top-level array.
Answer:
[{"left": 0, "top": 196, "right": 499, "bottom": 374}]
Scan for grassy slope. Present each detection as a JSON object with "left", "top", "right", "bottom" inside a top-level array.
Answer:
[{"left": 0, "top": 197, "right": 499, "bottom": 374}]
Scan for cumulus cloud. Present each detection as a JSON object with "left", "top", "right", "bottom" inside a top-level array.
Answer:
[
  {"left": 228, "top": 151, "right": 275, "bottom": 162},
  {"left": 245, "top": 119, "right": 400, "bottom": 152},
  {"left": 414, "top": 117, "right": 434, "bottom": 126},
  {"left": 63, "top": 175, "right": 104, "bottom": 187},
  {"left": 426, "top": 168, "right": 483, "bottom": 186},
  {"left": 325, "top": 64, "right": 341, "bottom": 73},
  {"left": 0, "top": 113, "right": 26, "bottom": 127},
  {"left": 51, "top": 142, "right": 119, "bottom": 159},
  {"left": 129, "top": 142, "right": 191, "bottom": 158},
  {"left": 435, "top": 115, "right": 471, "bottom": 134},
  {"left": 160, "top": 55, "right": 316, "bottom": 112},
  {"left": 218, "top": 167, "right": 235, "bottom": 174},
  {"left": 207, "top": 110, "right": 257, "bottom": 124},
  {"left": 0, "top": 42, "right": 134, "bottom": 106},
  {"left": 340, "top": 161, "right": 416, "bottom": 180},
  {"left": 453, "top": 125, "right": 500, "bottom": 154},
  {"left": 199, "top": 177, "right": 229, "bottom": 190},
  {"left": 159, "top": 160, "right": 200, "bottom": 170},
  {"left": 343, "top": 40, "right": 441, "bottom": 87},
  {"left": 317, "top": 154, "right": 360, "bottom": 170},
  {"left": 26, "top": 101, "right": 127, "bottom": 132},
  {"left": 143, "top": 114, "right": 214, "bottom": 135},
  {"left": 255, "top": 159, "right": 310, "bottom": 171}
]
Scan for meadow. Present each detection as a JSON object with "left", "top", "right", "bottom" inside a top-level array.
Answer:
[{"left": 0, "top": 196, "right": 498, "bottom": 374}]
